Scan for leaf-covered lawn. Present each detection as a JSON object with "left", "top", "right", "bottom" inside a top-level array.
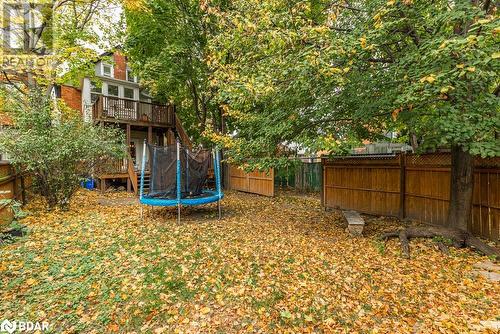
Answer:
[{"left": 1, "top": 190, "right": 498, "bottom": 333}]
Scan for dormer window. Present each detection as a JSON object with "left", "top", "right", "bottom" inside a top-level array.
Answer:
[
  {"left": 102, "top": 63, "right": 113, "bottom": 77},
  {"left": 126, "top": 68, "right": 137, "bottom": 83}
]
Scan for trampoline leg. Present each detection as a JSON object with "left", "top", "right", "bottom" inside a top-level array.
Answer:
[
  {"left": 177, "top": 204, "right": 181, "bottom": 223},
  {"left": 218, "top": 199, "right": 221, "bottom": 220}
]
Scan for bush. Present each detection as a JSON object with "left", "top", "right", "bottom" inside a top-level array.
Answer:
[{"left": 0, "top": 89, "right": 125, "bottom": 209}]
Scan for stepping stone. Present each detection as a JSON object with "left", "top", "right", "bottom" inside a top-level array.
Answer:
[
  {"left": 472, "top": 260, "right": 500, "bottom": 282},
  {"left": 343, "top": 210, "right": 364, "bottom": 236},
  {"left": 479, "top": 320, "right": 500, "bottom": 330},
  {"left": 472, "top": 270, "right": 500, "bottom": 282},
  {"left": 473, "top": 261, "right": 500, "bottom": 273}
]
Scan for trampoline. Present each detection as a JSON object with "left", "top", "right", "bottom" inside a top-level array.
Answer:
[{"left": 139, "top": 140, "right": 224, "bottom": 222}]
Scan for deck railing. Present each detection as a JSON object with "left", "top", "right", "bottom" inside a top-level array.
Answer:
[
  {"left": 94, "top": 156, "right": 129, "bottom": 176},
  {"left": 92, "top": 95, "right": 175, "bottom": 126}
]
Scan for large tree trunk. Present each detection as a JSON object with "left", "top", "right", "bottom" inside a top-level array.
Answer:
[
  {"left": 409, "top": 132, "right": 419, "bottom": 151},
  {"left": 447, "top": 145, "right": 474, "bottom": 231}
]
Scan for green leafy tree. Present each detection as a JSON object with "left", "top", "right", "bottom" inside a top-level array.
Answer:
[
  {"left": 0, "top": 90, "right": 125, "bottom": 210},
  {"left": 124, "top": 0, "right": 228, "bottom": 142},
  {"left": 350, "top": 0, "right": 499, "bottom": 231},
  {"left": 208, "top": 0, "right": 499, "bottom": 233},
  {"left": 206, "top": 0, "right": 378, "bottom": 169}
]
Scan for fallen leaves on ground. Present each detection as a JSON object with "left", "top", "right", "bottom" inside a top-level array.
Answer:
[{"left": 0, "top": 190, "right": 498, "bottom": 333}]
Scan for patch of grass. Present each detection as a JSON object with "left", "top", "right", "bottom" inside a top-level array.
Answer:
[
  {"left": 373, "top": 239, "right": 386, "bottom": 255},
  {"left": 432, "top": 236, "right": 453, "bottom": 246},
  {"left": 252, "top": 288, "right": 284, "bottom": 310},
  {"left": 487, "top": 254, "right": 498, "bottom": 261},
  {"left": 193, "top": 249, "right": 203, "bottom": 259}
]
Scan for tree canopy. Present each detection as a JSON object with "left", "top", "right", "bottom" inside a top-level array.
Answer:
[
  {"left": 124, "top": 0, "right": 227, "bottom": 143},
  {"left": 202, "top": 0, "right": 499, "bottom": 167}
]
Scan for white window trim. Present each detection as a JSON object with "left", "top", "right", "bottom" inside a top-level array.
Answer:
[
  {"left": 101, "top": 62, "right": 114, "bottom": 78},
  {"left": 123, "top": 87, "right": 136, "bottom": 100},
  {"left": 126, "top": 67, "right": 137, "bottom": 83},
  {"left": 106, "top": 83, "right": 119, "bottom": 97}
]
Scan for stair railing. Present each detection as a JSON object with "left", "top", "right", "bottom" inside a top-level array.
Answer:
[{"left": 127, "top": 152, "right": 138, "bottom": 194}]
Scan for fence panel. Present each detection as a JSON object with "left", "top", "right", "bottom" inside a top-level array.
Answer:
[
  {"left": 471, "top": 158, "right": 499, "bottom": 241},
  {"left": 0, "top": 162, "right": 28, "bottom": 227},
  {"left": 323, "top": 155, "right": 401, "bottom": 216},
  {"left": 295, "top": 163, "right": 322, "bottom": 192},
  {"left": 275, "top": 162, "right": 321, "bottom": 192},
  {"left": 404, "top": 154, "right": 451, "bottom": 226},
  {"left": 322, "top": 153, "right": 500, "bottom": 241},
  {"left": 228, "top": 165, "right": 274, "bottom": 197},
  {"left": 275, "top": 166, "right": 296, "bottom": 188}
]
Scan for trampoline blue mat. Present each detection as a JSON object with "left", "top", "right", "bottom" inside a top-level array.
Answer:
[{"left": 140, "top": 190, "right": 224, "bottom": 206}]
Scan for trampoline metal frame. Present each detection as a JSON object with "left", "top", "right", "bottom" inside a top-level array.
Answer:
[{"left": 139, "top": 139, "right": 223, "bottom": 222}]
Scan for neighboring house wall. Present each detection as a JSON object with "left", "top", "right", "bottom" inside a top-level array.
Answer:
[
  {"left": 60, "top": 51, "right": 145, "bottom": 121},
  {"left": 353, "top": 142, "right": 413, "bottom": 155},
  {"left": 60, "top": 85, "right": 82, "bottom": 113}
]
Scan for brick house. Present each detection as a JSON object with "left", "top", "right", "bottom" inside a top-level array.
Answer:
[{"left": 56, "top": 50, "right": 191, "bottom": 193}]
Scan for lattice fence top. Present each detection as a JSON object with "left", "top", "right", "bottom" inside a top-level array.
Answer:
[
  {"left": 405, "top": 153, "right": 451, "bottom": 167},
  {"left": 475, "top": 156, "right": 500, "bottom": 168},
  {"left": 323, "top": 152, "right": 499, "bottom": 169},
  {"left": 322, "top": 154, "right": 400, "bottom": 166}
]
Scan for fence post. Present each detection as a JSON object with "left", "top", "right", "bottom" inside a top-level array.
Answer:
[
  {"left": 20, "top": 175, "right": 26, "bottom": 205},
  {"left": 399, "top": 152, "right": 406, "bottom": 219},
  {"left": 321, "top": 159, "right": 325, "bottom": 209}
]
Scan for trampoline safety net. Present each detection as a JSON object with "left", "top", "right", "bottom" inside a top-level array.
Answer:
[{"left": 147, "top": 144, "right": 210, "bottom": 199}]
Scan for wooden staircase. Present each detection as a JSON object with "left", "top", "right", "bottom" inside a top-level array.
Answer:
[
  {"left": 96, "top": 109, "right": 192, "bottom": 195},
  {"left": 174, "top": 114, "right": 192, "bottom": 149},
  {"left": 140, "top": 171, "right": 150, "bottom": 193},
  {"left": 127, "top": 153, "right": 138, "bottom": 194}
]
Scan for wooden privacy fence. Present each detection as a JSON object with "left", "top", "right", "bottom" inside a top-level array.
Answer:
[
  {"left": 0, "top": 162, "right": 28, "bottom": 227},
  {"left": 322, "top": 153, "right": 499, "bottom": 241},
  {"left": 228, "top": 165, "right": 274, "bottom": 197}
]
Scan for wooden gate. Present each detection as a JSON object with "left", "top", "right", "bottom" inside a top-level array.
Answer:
[{"left": 228, "top": 165, "right": 274, "bottom": 197}]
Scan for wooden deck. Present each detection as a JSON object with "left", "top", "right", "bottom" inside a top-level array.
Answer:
[
  {"left": 91, "top": 97, "right": 193, "bottom": 194},
  {"left": 92, "top": 95, "right": 175, "bottom": 127},
  {"left": 94, "top": 155, "right": 139, "bottom": 194}
]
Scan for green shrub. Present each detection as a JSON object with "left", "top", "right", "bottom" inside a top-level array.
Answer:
[{"left": 0, "top": 89, "right": 125, "bottom": 210}]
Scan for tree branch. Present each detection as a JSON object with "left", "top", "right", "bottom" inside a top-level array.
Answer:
[{"left": 2, "top": 71, "right": 26, "bottom": 95}]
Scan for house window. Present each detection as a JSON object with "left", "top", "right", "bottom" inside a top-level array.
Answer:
[
  {"left": 124, "top": 87, "right": 135, "bottom": 100},
  {"left": 126, "top": 68, "right": 136, "bottom": 83},
  {"left": 90, "top": 81, "right": 102, "bottom": 103},
  {"left": 102, "top": 63, "right": 113, "bottom": 77},
  {"left": 107, "top": 84, "right": 119, "bottom": 96}
]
